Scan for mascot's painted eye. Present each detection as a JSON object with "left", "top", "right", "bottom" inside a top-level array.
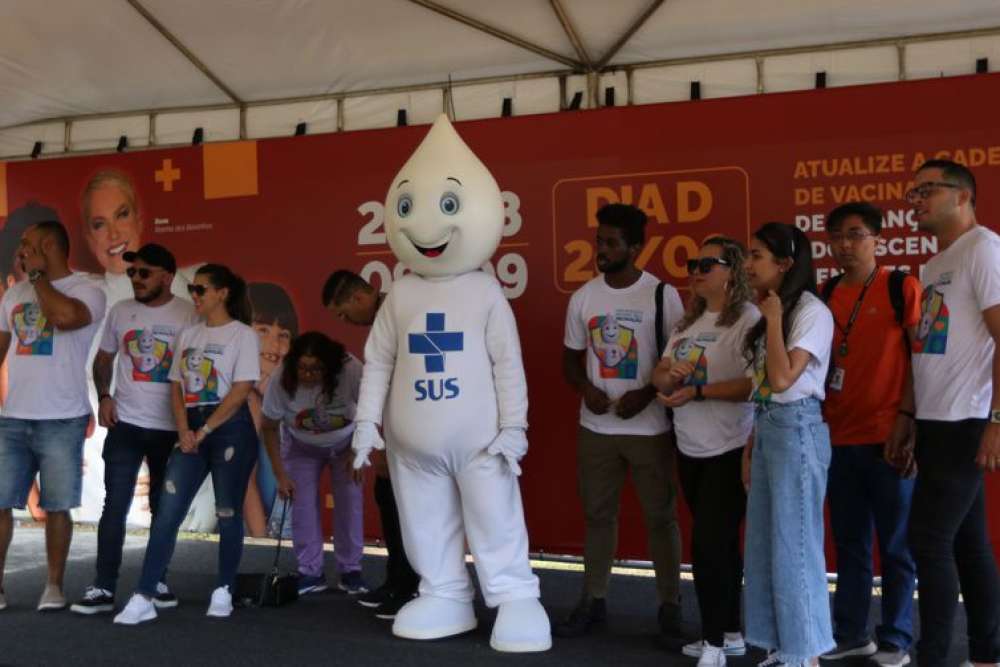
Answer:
[
  {"left": 397, "top": 195, "right": 414, "bottom": 217},
  {"left": 439, "top": 192, "right": 460, "bottom": 215}
]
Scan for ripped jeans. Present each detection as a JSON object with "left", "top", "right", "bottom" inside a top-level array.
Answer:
[{"left": 136, "top": 404, "right": 257, "bottom": 597}]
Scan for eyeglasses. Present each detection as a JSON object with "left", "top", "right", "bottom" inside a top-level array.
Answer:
[
  {"left": 126, "top": 267, "right": 160, "bottom": 279},
  {"left": 905, "top": 181, "right": 962, "bottom": 203},
  {"left": 296, "top": 363, "right": 324, "bottom": 375},
  {"left": 686, "top": 257, "right": 730, "bottom": 275},
  {"left": 829, "top": 229, "right": 876, "bottom": 243},
  {"left": 187, "top": 284, "right": 209, "bottom": 297}
]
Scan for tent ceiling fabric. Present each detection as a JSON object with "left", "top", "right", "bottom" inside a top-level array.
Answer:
[{"left": 2, "top": 0, "right": 999, "bottom": 130}]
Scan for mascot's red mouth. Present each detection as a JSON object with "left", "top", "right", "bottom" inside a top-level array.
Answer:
[{"left": 415, "top": 242, "right": 448, "bottom": 258}]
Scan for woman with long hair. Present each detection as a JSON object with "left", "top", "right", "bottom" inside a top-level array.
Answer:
[
  {"left": 260, "top": 331, "right": 366, "bottom": 595},
  {"left": 741, "top": 223, "right": 835, "bottom": 666},
  {"left": 653, "top": 236, "right": 759, "bottom": 666},
  {"left": 114, "top": 264, "right": 260, "bottom": 624}
]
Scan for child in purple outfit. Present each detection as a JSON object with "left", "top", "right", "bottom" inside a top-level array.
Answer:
[{"left": 260, "top": 331, "right": 366, "bottom": 595}]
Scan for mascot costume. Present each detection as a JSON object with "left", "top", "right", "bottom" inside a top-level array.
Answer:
[{"left": 351, "top": 115, "right": 551, "bottom": 652}]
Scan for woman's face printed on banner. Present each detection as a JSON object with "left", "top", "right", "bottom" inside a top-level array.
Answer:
[
  {"left": 83, "top": 180, "right": 143, "bottom": 275},
  {"left": 384, "top": 114, "right": 504, "bottom": 278}
]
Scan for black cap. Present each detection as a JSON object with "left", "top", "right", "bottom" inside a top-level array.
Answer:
[{"left": 122, "top": 243, "right": 177, "bottom": 274}]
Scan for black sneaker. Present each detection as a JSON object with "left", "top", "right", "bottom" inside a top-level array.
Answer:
[
  {"left": 70, "top": 586, "right": 115, "bottom": 615},
  {"left": 553, "top": 597, "right": 607, "bottom": 638},
  {"left": 153, "top": 582, "right": 179, "bottom": 609},
  {"left": 358, "top": 584, "right": 393, "bottom": 609},
  {"left": 656, "top": 601, "right": 690, "bottom": 652},
  {"left": 374, "top": 590, "right": 416, "bottom": 620}
]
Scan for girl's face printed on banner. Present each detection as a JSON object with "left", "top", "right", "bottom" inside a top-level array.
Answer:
[
  {"left": 84, "top": 182, "right": 143, "bottom": 275},
  {"left": 254, "top": 320, "right": 292, "bottom": 386},
  {"left": 385, "top": 115, "right": 504, "bottom": 278}
]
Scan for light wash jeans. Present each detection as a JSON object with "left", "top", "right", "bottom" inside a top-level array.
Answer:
[{"left": 744, "top": 398, "right": 835, "bottom": 664}]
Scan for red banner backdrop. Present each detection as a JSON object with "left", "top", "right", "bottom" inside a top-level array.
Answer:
[{"left": 1, "top": 72, "right": 999, "bottom": 561}]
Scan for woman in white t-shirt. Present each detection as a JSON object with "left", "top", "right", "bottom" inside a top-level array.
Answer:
[
  {"left": 652, "top": 236, "right": 758, "bottom": 665},
  {"left": 260, "top": 331, "right": 365, "bottom": 596},
  {"left": 114, "top": 264, "right": 261, "bottom": 625},
  {"left": 741, "top": 223, "right": 835, "bottom": 667}
]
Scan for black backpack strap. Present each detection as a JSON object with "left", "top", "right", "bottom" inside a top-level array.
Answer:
[
  {"left": 887, "top": 269, "right": 907, "bottom": 327},
  {"left": 655, "top": 282, "right": 666, "bottom": 356},
  {"left": 819, "top": 273, "right": 843, "bottom": 303}
]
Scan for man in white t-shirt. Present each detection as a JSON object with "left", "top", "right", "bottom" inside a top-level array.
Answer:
[
  {"left": 70, "top": 244, "right": 197, "bottom": 616},
  {"left": 557, "top": 204, "right": 686, "bottom": 645},
  {"left": 904, "top": 160, "right": 1000, "bottom": 667},
  {"left": 0, "top": 221, "right": 106, "bottom": 612}
]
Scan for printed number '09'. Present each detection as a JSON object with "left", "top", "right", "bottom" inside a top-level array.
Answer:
[{"left": 356, "top": 192, "right": 522, "bottom": 246}]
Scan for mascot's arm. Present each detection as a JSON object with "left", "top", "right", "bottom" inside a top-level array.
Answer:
[
  {"left": 485, "top": 286, "right": 529, "bottom": 474},
  {"left": 351, "top": 288, "right": 398, "bottom": 469}
]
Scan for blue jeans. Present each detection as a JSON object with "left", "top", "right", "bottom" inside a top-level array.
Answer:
[
  {"left": 745, "top": 398, "right": 835, "bottom": 664},
  {"left": 828, "top": 444, "right": 915, "bottom": 650},
  {"left": 135, "top": 405, "right": 257, "bottom": 596},
  {"left": 94, "top": 420, "right": 176, "bottom": 593},
  {"left": 0, "top": 415, "right": 88, "bottom": 511}
]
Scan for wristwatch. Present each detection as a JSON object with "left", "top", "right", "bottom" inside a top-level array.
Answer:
[
  {"left": 990, "top": 410, "right": 1000, "bottom": 424},
  {"left": 27, "top": 269, "right": 44, "bottom": 284},
  {"left": 694, "top": 384, "right": 706, "bottom": 402}
]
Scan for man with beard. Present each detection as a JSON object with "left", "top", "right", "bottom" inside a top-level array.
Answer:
[
  {"left": 557, "top": 204, "right": 686, "bottom": 645},
  {"left": 71, "top": 244, "right": 197, "bottom": 614}
]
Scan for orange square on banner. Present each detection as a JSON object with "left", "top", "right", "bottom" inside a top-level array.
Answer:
[
  {"left": 0, "top": 161, "right": 7, "bottom": 217},
  {"left": 202, "top": 141, "right": 258, "bottom": 200}
]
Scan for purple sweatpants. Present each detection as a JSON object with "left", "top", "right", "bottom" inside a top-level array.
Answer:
[{"left": 282, "top": 434, "right": 363, "bottom": 577}]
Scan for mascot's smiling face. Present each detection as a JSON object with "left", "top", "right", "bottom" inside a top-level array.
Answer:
[{"left": 385, "top": 115, "right": 504, "bottom": 278}]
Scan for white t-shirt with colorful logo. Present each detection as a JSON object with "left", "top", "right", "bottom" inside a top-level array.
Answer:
[
  {"left": 168, "top": 320, "right": 260, "bottom": 407},
  {"left": 99, "top": 297, "right": 198, "bottom": 430},
  {"left": 750, "top": 291, "right": 833, "bottom": 404},
  {"left": 564, "top": 272, "right": 685, "bottom": 436},
  {"left": 262, "top": 355, "right": 362, "bottom": 446},
  {"left": 913, "top": 225, "right": 1000, "bottom": 421},
  {"left": 0, "top": 273, "right": 106, "bottom": 419},
  {"left": 665, "top": 304, "right": 759, "bottom": 457}
]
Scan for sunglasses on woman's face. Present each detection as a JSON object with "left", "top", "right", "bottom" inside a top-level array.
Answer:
[
  {"left": 686, "top": 257, "right": 730, "bottom": 275},
  {"left": 126, "top": 267, "right": 159, "bottom": 279},
  {"left": 187, "top": 284, "right": 209, "bottom": 297}
]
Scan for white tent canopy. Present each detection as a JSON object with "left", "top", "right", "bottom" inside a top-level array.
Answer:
[{"left": 2, "top": 0, "right": 999, "bottom": 157}]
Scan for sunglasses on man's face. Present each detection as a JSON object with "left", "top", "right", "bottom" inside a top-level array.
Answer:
[
  {"left": 126, "top": 267, "right": 159, "bottom": 279},
  {"left": 686, "top": 257, "right": 730, "bottom": 275},
  {"left": 187, "top": 284, "right": 210, "bottom": 297}
]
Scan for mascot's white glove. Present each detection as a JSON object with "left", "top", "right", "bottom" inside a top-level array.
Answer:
[
  {"left": 487, "top": 428, "right": 529, "bottom": 476},
  {"left": 351, "top": 421, "right": 385, "bottom": 470}
]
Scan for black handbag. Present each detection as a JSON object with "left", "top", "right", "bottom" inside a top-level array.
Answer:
[{"left": 234, "top": 498, "right": 299, "bottom": 608}]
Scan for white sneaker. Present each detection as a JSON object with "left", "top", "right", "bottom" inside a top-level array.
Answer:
[
  {"left": 206, "top": 586, "right": 232, "bottom": 618},
  {"left": 113, "top": 594, "right": 157, "bottom": 625},
  {"left": 697, "top": 642, "right": 727, "bottom": 667},
  {"left": 37, "top": 584, "right": 66, "bottom": 611},
  {"left": 684, "top": 633, "right": 748, "bottom": 657}
]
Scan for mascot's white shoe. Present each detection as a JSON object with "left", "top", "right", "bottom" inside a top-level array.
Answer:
[
  {"left": 392, "top": 595, "right": 477, "bottom": 640},
  {"left": 489, "top": 598, "right": 552, "bottom": 653}
]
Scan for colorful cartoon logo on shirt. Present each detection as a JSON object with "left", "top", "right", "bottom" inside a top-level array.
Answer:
[
  {"left": 671, "top": 337, "right": 709, "bottom": 385},
  {"left": 294, "top": 402, "right": 351, "bottom": 433},
  {"left": 124, "top": 328, "right": 173, "bottom": 382},
  {"left": 11, "top": 302, "right": 54, "bottom": 355},
  {"left": 180, "top": 348, "right": 219, "bottom": 403},
  {"left": 913, "top": 279, "right": 950, "bottom": 355},
  {"left": 588, "top": 313, "right": 638, "bottom": 379},
  {"left": 751, "top": 337, "right": 772, "bottom": 402}
]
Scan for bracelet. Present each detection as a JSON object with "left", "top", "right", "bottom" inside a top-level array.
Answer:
[
  {"left": 98, "top": 394, "right": 113, "bottom": 402},
  {"left": 898, "top": 409, "right": 915, "bottom": 420},
  {"left": 199, "top": 423, "right": 214, "bottom": 435}
]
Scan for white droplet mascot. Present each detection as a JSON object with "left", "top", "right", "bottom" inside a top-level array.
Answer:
[{"left": 351, "top": 115, "right": 551, "bottom": 652}]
